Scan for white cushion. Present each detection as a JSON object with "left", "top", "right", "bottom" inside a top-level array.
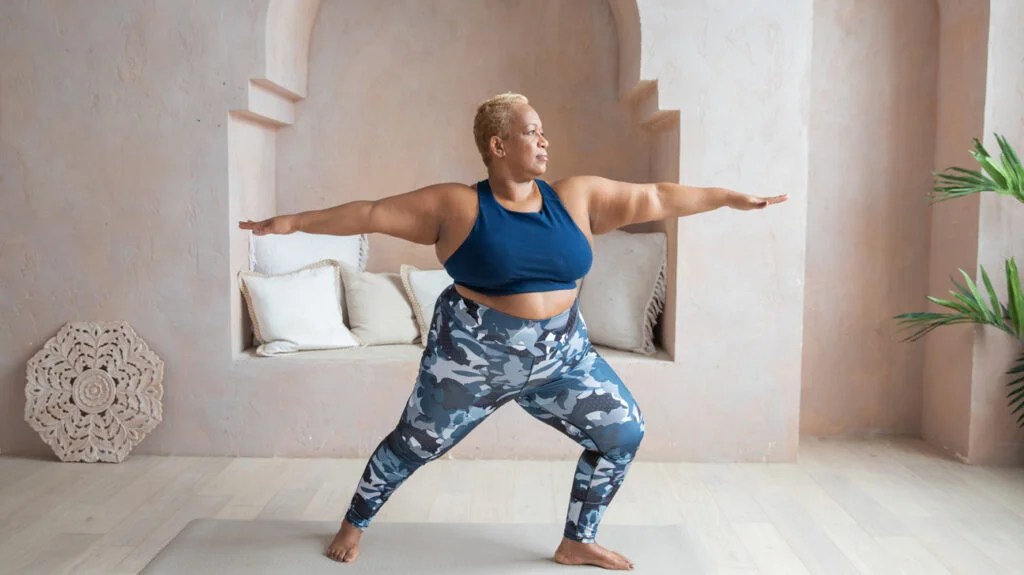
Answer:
[
  {"left": 238, "top": 260, "right": 360, "bottom": 356},
  {"left": 399, "top": 264, "right": 454, "bottom": 346},
  {"left": 249, "top": 231, "right": 368, "bottom": 324},
  {"left": 249, "top": 231, "right": 368, "bottom": 273},
  {"left": 340, "top": 265, "right": 420, "bottom": 346},
  {"left": 579, "top": 230, "right": 666, "bottom": 355}
]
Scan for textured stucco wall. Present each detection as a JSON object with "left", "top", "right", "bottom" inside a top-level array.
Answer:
[
  {"left": 802, "top": 0, "right": 939, "bottom": 436},
  {"left": 2, "top": 0, "right": 810, "bottom": 461},
  {"left": 636, "top": 0, "right": 813, "bottom": 460},
  {"left": 0, "top": 0, "right": 262, "bottom": 456},
  {"left": 923, "top": 0, "right": 987, "bottom": 461},
  {"left": 968, "top": 0, "right": 1024, "bottom": 464}
]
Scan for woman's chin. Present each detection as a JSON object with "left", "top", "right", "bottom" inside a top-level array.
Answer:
[{"left": 509, "top": 162, "right": 547, "bottom": 179}]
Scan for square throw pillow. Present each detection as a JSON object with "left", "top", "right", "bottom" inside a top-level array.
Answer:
[
  {"left": 340, "top": 265, "right": 420, "bottom": 346},
  {"left": 239, "top": 260, "right": 360, "bottom": 356},
  {"left": 249, "top": 231, "right": 368, "bottom": 324},
  {"left": 579, "top": 230, "right": 666, "bottom": 355},
  {"left": 399, "top": 264, "right": 454, "bottom": 346}
]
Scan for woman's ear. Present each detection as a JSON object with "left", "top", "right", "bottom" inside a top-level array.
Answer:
[{"left": 489, "top": 135, "right": 505, "bottom": 159}]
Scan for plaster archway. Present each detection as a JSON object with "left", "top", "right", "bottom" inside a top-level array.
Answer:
[{"left": 228, "top": 0, "right": 681, "bottom": 356}]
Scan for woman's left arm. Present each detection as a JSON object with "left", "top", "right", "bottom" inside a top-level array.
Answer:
[{"left": 556, "top": 176, "right": 787, "bottom": 235}]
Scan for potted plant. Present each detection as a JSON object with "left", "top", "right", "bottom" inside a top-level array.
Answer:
[{"left": 896, "top": 134, "right": 1024, "bottom": 425}]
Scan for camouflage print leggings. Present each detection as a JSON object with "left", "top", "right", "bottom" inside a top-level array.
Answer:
[{"left": 344, "top": 284, "right": 645, "bottom": 543}]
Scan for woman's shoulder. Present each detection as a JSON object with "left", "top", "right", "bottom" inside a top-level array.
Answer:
[
  {"left": 427, "top": 181, "right": 477, "bottom": 194},
  {"left": 546, "top": 176, "right": 591, "bottom": 207},
  {"left": 544, "top": 177, "right": 593, "bottom": 233},
  {"left": 548, "top": 175, "right": 598, "bottom": 194},
  {"left": 414, "top": 181, "right": 477, "bottom": 204},
  {"left": 430, "top": 182, "right": 480, "bottom": 215}
]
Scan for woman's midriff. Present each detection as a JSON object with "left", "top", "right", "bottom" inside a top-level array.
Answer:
[{"left": 454, "top": 284, "right": 579, "bottom": 321}]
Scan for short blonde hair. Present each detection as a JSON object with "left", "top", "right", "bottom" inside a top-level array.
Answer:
[{"left": 473, "top": 93, "right": 529, "bottom": 165}]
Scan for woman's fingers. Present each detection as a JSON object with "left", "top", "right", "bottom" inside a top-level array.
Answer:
[
  {"left": 753, "top": 194, "right": 788, "bottom": 209},
  {"left": 732, "top": 194, "right": 788, "bottom": 210},
  {"left": 238, "top": 219, "right": 270, "bottom": 234}
]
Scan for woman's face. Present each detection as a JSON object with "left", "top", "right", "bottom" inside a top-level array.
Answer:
[{"left": 494, "top": 104, "right": 549, "bottom": 177}]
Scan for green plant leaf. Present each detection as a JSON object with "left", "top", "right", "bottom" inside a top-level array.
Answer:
[
  {"left": 996, "top": 134, "right": 1022, "bottom": 167},
  {"left": 971, "top": 138, "right": 1010, "bottom": 189},
  {"left": 927, "top": 295, "right": 974, "bottom": 316},
  {"left": 894, "top": 310, "right": 975, "bottom": 342},
  {"left": 949, "top": 166, "right": 992, "bottom": 177},
  {"left": 932, "top": 134, "right": 1024, "bottom": 203},
  {"left": 940, "top": 170, "right": 992, "bottom": 184},
  {"left": 1007, "top": 258, "right": 1024, "bottom": 338},
  {"left": 953, "top": 270, "right": 993, "bottom": 323},
  {"left": 1009, "top": 352, "right": 1024, "bottom": 427},
  {"left": 995, "top": 134, "right": 1024, "bottom": 199},
  {"left": 936, "top": 173, "right": 986, "bottom": 185},
  {"left": 981, "top": 268, "right": 1007, "bottom": 330},
  {"left": 931, "top": 165, "right": 997, "bottom": 202},
  {"left": 1009, "top": 359, "right": 1024, "bottom": 374}
]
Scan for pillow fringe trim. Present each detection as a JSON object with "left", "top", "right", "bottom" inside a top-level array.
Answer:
[
  {"left": 399, "top": 264, "right": 430, "bottom": 346},
  {"left": 640, "top": 261, "right": 667, "bottom": 355},
  {"left": 358, "top": 235, "right": 369, "bottom": 271}
]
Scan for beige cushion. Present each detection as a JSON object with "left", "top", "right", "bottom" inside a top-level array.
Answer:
[
  {"left": 579, "top": 230, "right": 666, "bottom": 355},
  {"left": 239, "top": 260, "right": 360, "bottom": 356},
  {"left": 340, "top": 265, "right": 420, "bottom": 345},
  {"left": 400, "top": 264, "right": 454, "bottom": 346}
]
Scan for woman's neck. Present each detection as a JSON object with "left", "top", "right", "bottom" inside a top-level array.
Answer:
[{"left": 487, "top": 172, "right": 536, "bottom": 203}]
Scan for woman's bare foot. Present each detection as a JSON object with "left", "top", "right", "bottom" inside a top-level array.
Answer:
[
  {"left": 554, "top": 537, "right": 634, "bottom": 570},
  {"left": 325, "top": 519, "right": 363, "bottom": 563}
]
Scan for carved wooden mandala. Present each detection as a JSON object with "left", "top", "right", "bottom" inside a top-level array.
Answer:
[{"left": 25, "top": 321, "right": 164, "bottom": 463}]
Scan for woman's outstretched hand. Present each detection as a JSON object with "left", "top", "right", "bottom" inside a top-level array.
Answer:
[
  {"left": 726, "top": 192, "right": 788, "bottom": 211},
  {"left": 238, "top": 215, "right": 299, "bottom": 236}
]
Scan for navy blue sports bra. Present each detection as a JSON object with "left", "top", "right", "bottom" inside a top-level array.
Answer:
[{"left": 442, "top": 179, "right": 593, "bottom": 296}]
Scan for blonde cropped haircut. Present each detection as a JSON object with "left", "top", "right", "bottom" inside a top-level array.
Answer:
[{"left": 473, "top": 93, "right": 529, "bottom": 165}]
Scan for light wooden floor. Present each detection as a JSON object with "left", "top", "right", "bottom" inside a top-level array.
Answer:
[{"left": 1, "top": 437, "right": 1023, "bottom": 574}]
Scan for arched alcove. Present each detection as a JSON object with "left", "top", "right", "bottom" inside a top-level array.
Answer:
[{"left": 228, "top": 0, "right": 681, "bottom": 359}]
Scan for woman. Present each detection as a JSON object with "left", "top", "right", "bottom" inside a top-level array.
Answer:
[{"left": 239, "top": 93, "right": 786, "bottom": 570}]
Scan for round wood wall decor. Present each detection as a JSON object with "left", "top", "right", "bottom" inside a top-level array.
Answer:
[{"left": 25, "top": 321, "right": 164, "bottom": 463}]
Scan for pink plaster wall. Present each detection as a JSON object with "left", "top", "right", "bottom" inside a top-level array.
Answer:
[
  {"left": 637, "top": 0, "right": 813, "bottom": 460},
  {"left": 2, "top": 0, "right": 811, "bottom": 462},
  {"left": 0, "top": 0, "right": 262, "bottom": 457},
  {"left": 968, "top": 0, "right": 1024, "bottom": 464},
  {"left": 923, "top": 0, "right": 988, "bottom": 461},
  {"left": 802, "top": 0, "right": 939, "bottom": 436},
  {"left": 2, "top": 0, "right": 1016, "bottom": 463}
]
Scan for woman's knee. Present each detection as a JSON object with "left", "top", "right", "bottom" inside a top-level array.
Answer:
[
  {"left": 622, "top": 417, "right": 646, "bottom": 454},
  {"left": 597, "top": 416, "right": 645, "bottom": 463},
  {"left": 385, "top": 427, "right": 447, "bottom": 466}
]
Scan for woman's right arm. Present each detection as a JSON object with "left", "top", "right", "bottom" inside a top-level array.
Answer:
[{"left": 238, "top": 183, "right": 458, "bottom": 245}]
